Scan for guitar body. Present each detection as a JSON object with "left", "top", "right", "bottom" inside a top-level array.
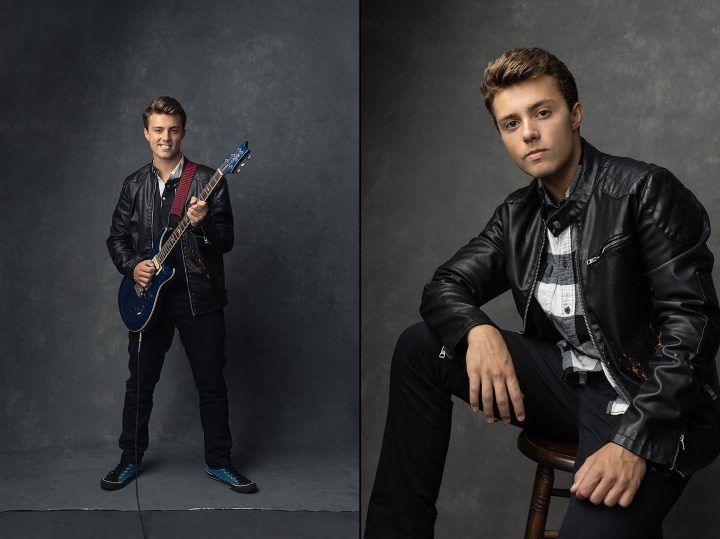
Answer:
[{"left": 118, "top": 227, "right": 176, "bottom": 333}]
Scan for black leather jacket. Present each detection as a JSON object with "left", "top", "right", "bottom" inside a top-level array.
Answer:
[
  {"left": 420, "top": 139, "right": 720, "bottom": 476},
  {"left": 107, "top": 160, "right": 234, "bottom": 316}
]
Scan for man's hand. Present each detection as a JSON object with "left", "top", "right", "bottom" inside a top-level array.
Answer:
[
  {"left": 187, "top": 196, "right": 208, "bottom": 227},
  {"left": 466, "top": 324, "right": 525, "bottom": 424},
  {"left": 570, "top": 442, "right": 646, "bottom": 507},
  {"left": 133, "top": 260, "right": 156, "bottom": 288}
]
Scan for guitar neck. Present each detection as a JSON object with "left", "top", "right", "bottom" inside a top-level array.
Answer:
[{"left": 154, "top": 168, "right": 224, "bottom": 266}]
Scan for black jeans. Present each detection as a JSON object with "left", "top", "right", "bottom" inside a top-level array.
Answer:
[
  {"left": 118, "top": 306, "right": 232, "bottom": 468},
  {"left": 365, "top": 322, "right": 688, "bottom": 539}
]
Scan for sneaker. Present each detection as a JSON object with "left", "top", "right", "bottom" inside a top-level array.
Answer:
[
  {"left": 205, "top": 466, "right": 257, "bottom": 493},
  {"left": 100, "top": 462, "right": 142, "bottom": 491}
]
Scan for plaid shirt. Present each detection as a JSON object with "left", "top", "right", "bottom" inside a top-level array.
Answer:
[{"left": 535, "top": 168, "right": 629, "bottom": 414}]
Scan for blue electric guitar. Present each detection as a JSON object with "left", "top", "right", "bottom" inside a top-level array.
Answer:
[{"left": 118, "top": 142, "right": 251, "bottom": 332}]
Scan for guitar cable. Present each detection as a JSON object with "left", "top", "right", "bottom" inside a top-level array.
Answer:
[{"left": 135, "top": 331, "right": 149, "bottom": 539}]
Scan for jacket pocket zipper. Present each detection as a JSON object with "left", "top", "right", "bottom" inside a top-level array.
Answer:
[{"left": 586, "top": 233, "right": 633, "bottom": 266}]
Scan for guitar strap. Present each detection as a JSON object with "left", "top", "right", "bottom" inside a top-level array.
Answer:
[{"left": 169, "top": 160, "right": 199, "bottom": 217}]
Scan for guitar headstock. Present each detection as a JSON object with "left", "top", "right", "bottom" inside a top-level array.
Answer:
[{"left": 219, "top": 142, "right": 251, "bottom": 175}]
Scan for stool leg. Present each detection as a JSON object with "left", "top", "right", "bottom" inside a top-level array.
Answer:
[{"left": 525, "top": 463, "right": 554, "bottom": 539}]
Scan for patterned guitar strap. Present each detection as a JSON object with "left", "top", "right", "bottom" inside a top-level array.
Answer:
[{"left": 169, "top": 159, "right": 199, "bottom": 218}]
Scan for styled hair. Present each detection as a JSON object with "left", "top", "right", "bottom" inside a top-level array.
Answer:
[
  {"left": 480, "top": 48, "right": 578, "bottom": 120},
  {"left": 142, "top": 96, "right": 187, "bottom": 130}
]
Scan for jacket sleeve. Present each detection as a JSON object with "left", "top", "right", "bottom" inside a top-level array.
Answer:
[
  {"left": 194, "top": 175, "right": 234, "bottom": 255},
  {"left": 106, "top": 178, "right": 142, "bottom": 277},
  {"left": 420, "top": 205, "right": 510, "bottom": 356},
  {"left": 611, "top": 168, "right": 720, "bottom": 467}
]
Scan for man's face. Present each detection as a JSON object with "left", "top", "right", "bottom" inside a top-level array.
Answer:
[
  {"left": 144, "top": 113, "right": 185, "bottom": 164},
  {"left": 491, "top": 75, "right": 582, "bottom": 185}
]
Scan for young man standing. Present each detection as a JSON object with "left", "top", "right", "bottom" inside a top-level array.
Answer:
[
  {"left": 365, "top": 48, "right": 720, "bottom": 538},
  {"left": 103, "top": 96, "right": 256, "bottom": 493}
]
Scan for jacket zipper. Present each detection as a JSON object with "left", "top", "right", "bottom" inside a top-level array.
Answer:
[
  {"left": 180, "top": 196, "right": 197, "bottom": 316},
  {"left": 586, "top": 233, "right": 632, "bottom": 266},
  {"left": 671, "top": 434, "right": 687, "bottom": 477},
  {"left": 521, "top": 212, "right": 547, "bottom": 333},
  {"left": 182, "top": 240, "right": 196, "bottom": 316},
  {"left": 573, "top": 225, "right": 633, "bottom": 403},
  {"left": 150, "top": 179, "right": 155, "bottom": 245},
  {"left": 149, "top": 180, "right": 158, "bottom": 271}
]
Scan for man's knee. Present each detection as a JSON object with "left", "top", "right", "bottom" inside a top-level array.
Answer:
[{"left": 390, "top": 322, "right": 443, "bottom": 378}]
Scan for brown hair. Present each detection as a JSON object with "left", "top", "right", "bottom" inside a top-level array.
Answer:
[
  {"left": 481, "top": 48, "right": 578, "bottom": 120},
  {"left": 142, "top": 96, "right": 187, "bottom": 130}
]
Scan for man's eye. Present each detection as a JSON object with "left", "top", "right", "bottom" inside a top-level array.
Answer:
[
  {"left": 504, "top": 120, "right": 518, "bottom": 130},
  {"left": 537, "top": 109, "right": 551, "bottom": 118}
]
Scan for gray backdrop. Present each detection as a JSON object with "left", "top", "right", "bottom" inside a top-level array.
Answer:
[
  {"left": 0, "top": 0, "right": 357, "bottom": 468},
  {"left": 362, "top": 1, "right": 720, "bottom": 537}
]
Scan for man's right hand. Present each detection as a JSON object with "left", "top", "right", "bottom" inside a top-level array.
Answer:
[
  {"left": 133, "top": 260, "right": 156, "bottom": 288},
  {"left": 466, "top": 324, "right": 525, "bottom": 424}
]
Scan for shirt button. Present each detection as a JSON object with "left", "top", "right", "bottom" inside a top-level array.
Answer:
[
  {"left": 564, "top": 306, "right": 571, "bottom": 314},
  {"left": 552, "top": 220, "right": 561, "bottom": 229}
]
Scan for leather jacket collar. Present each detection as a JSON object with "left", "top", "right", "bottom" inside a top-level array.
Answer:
[{"left": 539, "top": 139, "right": 597, "bottom": 237}]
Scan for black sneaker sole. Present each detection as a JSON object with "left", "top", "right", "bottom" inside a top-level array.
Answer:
[
  {"left": 100, "top": 469, "right": 142, "bottom": 491},
  {"left": 205, "top": 470, "right": 258, "bottom": 493}
]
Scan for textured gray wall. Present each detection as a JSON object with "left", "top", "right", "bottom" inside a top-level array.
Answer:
[
  {"left": 0, "top": 0, "right": 357, "bottom": 462},
  {"left": 362, "top": 1, "right": 720, "bottom": 537}
]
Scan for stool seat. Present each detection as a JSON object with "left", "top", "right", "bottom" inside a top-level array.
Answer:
[{"left": 517, "top": 431, "right": 576, "bottom": 473}]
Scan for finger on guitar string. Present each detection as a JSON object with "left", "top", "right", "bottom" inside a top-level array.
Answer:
[{"left": 187, "top": 196, "right": 208, "bottom": 226}]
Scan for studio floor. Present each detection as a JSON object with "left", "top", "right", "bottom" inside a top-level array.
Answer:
[
  {"left": 0, "top": 445, "right": 358, "bottom": 538},
  {"left": 0, "top": 510, "right": 357, "bottom": 539}
]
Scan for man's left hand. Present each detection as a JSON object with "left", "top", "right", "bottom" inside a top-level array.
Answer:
[
  {"left": 187, "top": 196, "right": 208, "bottom": 227},
  {"left": 570, "top": 442, "right": 646, "bottom": 508}
]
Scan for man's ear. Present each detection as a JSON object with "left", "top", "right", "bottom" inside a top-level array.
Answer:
[
  {"left": 144, "top": 128, "right": 150, "bottom": 142},
  {"left": 570, "top": 102, "right": 583, "bottom": 130}
]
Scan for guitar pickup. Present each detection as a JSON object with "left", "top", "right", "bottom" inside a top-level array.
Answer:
[{"left": 134, "top": 283, "right": 145, "bottom": 297}]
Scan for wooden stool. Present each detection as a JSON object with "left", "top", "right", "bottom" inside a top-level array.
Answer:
[{"left": 516, "top": 430, "right": 663, "bottom": 539}]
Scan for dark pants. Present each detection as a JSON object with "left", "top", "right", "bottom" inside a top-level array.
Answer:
[
  {"left": 118, "top": 307, "right": 232, "bottom": 468},
  {"left": 365, "top": 322, "right": 688, "bottom": 539}
]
